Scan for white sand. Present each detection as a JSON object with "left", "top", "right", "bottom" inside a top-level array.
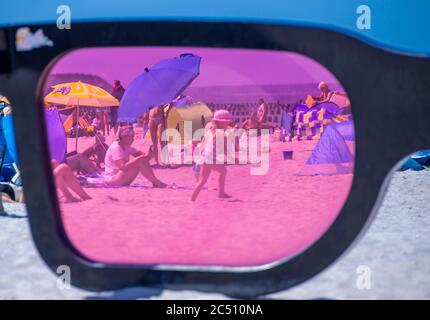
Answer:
[
  {"left": 0, "top": 170, "right": 429, "bottom": 299},
  {"left": 60, "top": 137, "right": 353, "bottom": 267}
]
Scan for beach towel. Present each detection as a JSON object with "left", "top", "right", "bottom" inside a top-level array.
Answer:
[
  {"left": 77, "top": 173, "right": 196, "bottom": 190},
  {"left": 76, "top": 173, "right": 155, "bottom": 188}
]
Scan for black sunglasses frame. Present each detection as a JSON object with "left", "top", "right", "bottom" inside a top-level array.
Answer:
[{"left": 0, "top": 21, "right": 429, "bottom": 298}]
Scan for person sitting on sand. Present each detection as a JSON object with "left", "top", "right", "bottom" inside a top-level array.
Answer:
[
  {"left": 104, "top": 126, "right": 167, "bottom": 187},
  {"left": 241, "top": 111, "right": 274, "bottom": 136},
  {"left": 80, "top": 132, "right": 109, "bottom": 169},
  {"left": 311, "top": 81, "right": 350, "bottom": 107},
  {"left": 65, "top": 152, "right": 101, "bottom": 176},
  {"left": 64, "top": 134, "right": 107, "bottom": 175},
  {"left": 52, "top": 160, "right": 92, "bottom": 203},
  {"left": 191, "top": 110, "right": 233, "bottom": 201},
  {"left": 241, "top": 112, "right": 259, "bottom": 131},
  {"left": 312, "top": 81, "right": 334, "bottom": 103},
  {"left": 91, "top": 115, "right": 100, "bottom": 131}
]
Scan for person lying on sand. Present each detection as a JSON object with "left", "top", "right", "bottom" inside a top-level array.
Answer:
[
  {"left": 104, "top": 126, "right": 167, "bottom": 187},
  {"left": 52, "top": 160, "right": 92, "bottom": 203},
  {"left": 191, "top": 110, "right": 233, "bottom": 201}
]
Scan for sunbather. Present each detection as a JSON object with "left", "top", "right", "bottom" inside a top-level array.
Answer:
[
  {"left": 149, "top": 103, "right": 173, "bottom": 165},
  {"left": 242, "top": 111, "right": 274, "bottom": 135},
  {"left": 104, "top": 126, "right": 167, "bottom": 187},
  {"left": 80, "top": 133, "right": 108, "bottom": 169},
  {"left": 257, "top": 98, "right": 267, "bottom": 123},
  {"left": 52, "top": 160, "right": 91, "bottom": 203},
  {"left": 241, "top": 112, "right": 259, "bottom": 130},
  {"left": 312, "top": 81, "right": 334, "bottom": 103}
]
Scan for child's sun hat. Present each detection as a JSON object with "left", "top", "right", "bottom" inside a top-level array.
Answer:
[{"left": 213, "top": 109, "right": 232, "bottom": 122}]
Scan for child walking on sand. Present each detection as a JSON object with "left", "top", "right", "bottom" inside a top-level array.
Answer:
[{"left": 191, "top": 110, "right": 233, "bottom": 201}]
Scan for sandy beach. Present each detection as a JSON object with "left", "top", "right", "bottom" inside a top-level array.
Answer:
[
  {"left": 0, "top": 169, "right": 429, "bottom": 299},
  {"left": 1, "top": 44, "right": 428, "bottom": 300},
  {"left": 59, "top": 133, "right": 354, "bottom": 267}
]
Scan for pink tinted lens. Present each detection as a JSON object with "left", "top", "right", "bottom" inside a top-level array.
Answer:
[{"left": 42, "top": 47, "right": 355, "bottom": 267}]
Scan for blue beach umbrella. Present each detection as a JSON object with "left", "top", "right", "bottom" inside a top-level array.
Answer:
[
  {"left": 173, "top": 95, "right": 193, "bottom": 107},
  {"left": 118, "top": 53, "right": 201, "bottom": 122}
]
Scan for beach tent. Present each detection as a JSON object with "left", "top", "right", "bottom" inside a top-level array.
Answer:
[
  {"left": 296, "top": 125, "right": 354, "bottom": 176},
  {"left": 280, "top": 110, "right": 294, "bottom": 134},
  {"left": 287, "top": 107, "right": 334, "bottom": 141},
  {"left": 45, "top": 108, "right": 67, "bottom": 163},
  {"left": 329, "top": 120, "right": 355, "bottom": 141},
  {"left": 287, "top": 104, "right": 353, "bottom": 141},
  {"left": 308, "top": 101, "right": 339, "bottom": 114},
  {"left": 292, "top": 104, "right": 309, "bottom": 113},
  {"left": 165, "top": 102, "right": 212, "bottom": 143},
  {"left": 399, "top": 157, "right": 424, "bottom": 171},
  {"left": 412, "top": 150, "right": 430, "bottom": 166},
  {"left": 399, "top": 150, "right": 430, "bottom": 171}
]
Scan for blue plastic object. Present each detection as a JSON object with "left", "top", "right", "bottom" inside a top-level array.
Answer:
[{"left": 1, "top": 1, "right": 430, "bottom": 56}]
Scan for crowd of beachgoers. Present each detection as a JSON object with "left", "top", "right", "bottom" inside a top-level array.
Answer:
[{"left": 53, "top": 80, "right": 338, "bottom": 204}]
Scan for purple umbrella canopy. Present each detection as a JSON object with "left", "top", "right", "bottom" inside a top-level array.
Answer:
[
  {"left": 118, "top": 53, "right": 201, "bottom": 122},
  {"left": 45, "top": 108, "right": 67, "bottom": 163},
  {"left": 173, "top": 95, "right": 193, "bottom": 107}
]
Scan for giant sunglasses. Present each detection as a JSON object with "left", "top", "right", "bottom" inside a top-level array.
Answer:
[{"left": 0, "top": 21, "right": 429, "bottom": 298}]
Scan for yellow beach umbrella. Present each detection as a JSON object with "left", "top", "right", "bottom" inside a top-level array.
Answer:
[
  {"left": 44, "top": 81, "right": 119, "bottom": 151},
  {"left": 44, "top": 81, "right": 119, "bottom": 108}
]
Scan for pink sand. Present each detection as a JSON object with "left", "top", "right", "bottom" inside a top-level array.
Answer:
[{"left": 59, "top": 135, "right": 354, "bottom": 267}]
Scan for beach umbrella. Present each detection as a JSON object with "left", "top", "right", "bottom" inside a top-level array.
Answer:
[
  {"left": 118, "top": 53, "right": 201, "bottom": 123},
  {"left": 45, "top": 108, "right": 67, "bottom": 163},
  {"left": 44, "top": 81, "right": 119, "bottom": 109},
  {"left": 173, "top": 95, "right": 193, "bottom": 107},
  {"left": 44, "top": 81, "right": 119, "bottom": 151}
]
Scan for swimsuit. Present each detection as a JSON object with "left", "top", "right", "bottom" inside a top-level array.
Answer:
[{"left": 149, "top": 111, "right": 164, "bottom": 127}]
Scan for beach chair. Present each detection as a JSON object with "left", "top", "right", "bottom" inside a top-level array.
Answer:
[
  {"left": 0, "top": 137, "right": 20, "bottom": 208},
  {"left": 0, "top": 113, "right": 21, "bottom": 186}
]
